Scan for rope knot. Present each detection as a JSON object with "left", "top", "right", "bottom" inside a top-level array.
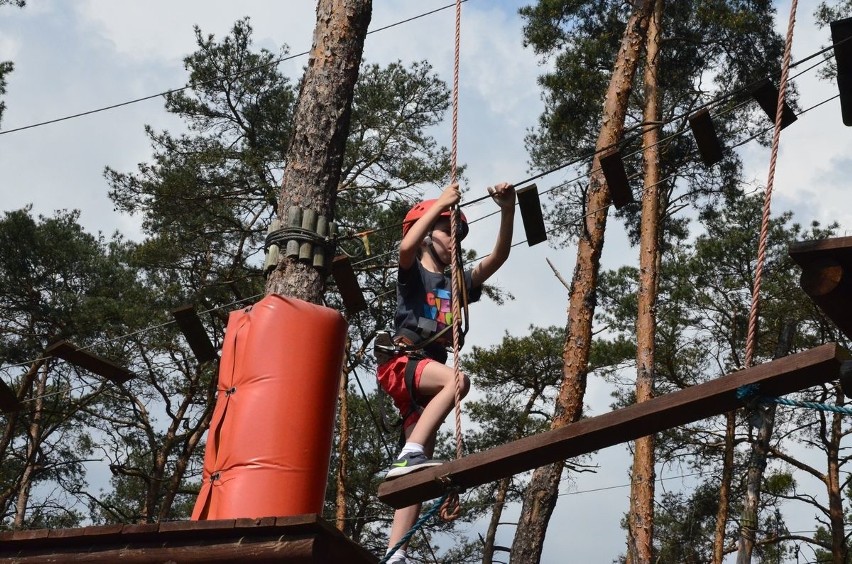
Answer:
[{"left": 736, "top": 383, "right": 760, "bottom": 402}]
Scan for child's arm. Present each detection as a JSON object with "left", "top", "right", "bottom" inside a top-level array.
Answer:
[
  {"left": 399, "top": 183, "right": 461, "bottom": 270},
  {"left": 471, "top": 182, "right": 515, "bottom": 287}
]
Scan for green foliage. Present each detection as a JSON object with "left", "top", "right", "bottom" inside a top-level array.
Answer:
[
  {"left": 0, "top": 207, "right": 145, "bottom": 529},
  {"left": 652, "top": 482, "right": 721, "bottom": 563},
  {"left": 521, "top": 0, "right": 787, "bottom": 246}
]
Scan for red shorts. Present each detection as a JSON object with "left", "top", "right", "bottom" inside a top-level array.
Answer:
[{"left": 377, "top": 355, "right": 435, "bottom": 429}]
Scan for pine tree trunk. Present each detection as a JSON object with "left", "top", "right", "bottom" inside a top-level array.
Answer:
[
  {"left": 13, "top": 363, "right": 47, "bottom": 529},
  {"left": 826, "top": 385, "right": 846, "bottom": 564},
  {"left": 483, "top": 476, "right": 511, "bottom": 564},
  {"left": 712, "top": 410, "right": 736, "bottom": 564},
  {"left": 265, "top": 0, "right": 372, "bottom": 301},
  {"left": 0, "top": 361, "right": 40, "bottom": 512},
  {"left": 335, "top": 370, "right": 349, "bottom": 531},
  {"left": 510, "top": 2, "right": 654, "bottom": 561},
  {"left": 736, "top": 321, "right": 796, "bottom": 563},
  {"left": 626, "top": 2, "right": 664, "bottom": 561}
]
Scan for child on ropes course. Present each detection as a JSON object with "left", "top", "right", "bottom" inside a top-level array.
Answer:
[{"left": 376, "top": 180, "right": 515, "bottom": 564}]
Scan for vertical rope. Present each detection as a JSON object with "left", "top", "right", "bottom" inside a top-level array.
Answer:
[
  {"left": 443, "top": 0, "right": 465, "bottom": 522},
  {"left": 449, "top": 0, "right": 464, "bottom": 461},
  {"left": 743, "top": 0, "right": 798, "bottom": 368}
]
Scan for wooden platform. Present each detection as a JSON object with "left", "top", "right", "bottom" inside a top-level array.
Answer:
[
  {"left": 0, "top": 514, "right": 377, "bottom": 563},
  {"left": 790, "top": 236, "right": 852, "bottom": 341},
  {"left": 379, "top": 343, "right": 849, "bottom": 508}
]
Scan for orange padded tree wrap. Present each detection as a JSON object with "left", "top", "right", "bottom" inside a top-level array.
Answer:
[{"left": 192, "top": 294, "right": 348, "bottom": 520}]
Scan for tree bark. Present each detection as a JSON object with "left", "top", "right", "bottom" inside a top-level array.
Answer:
[
  {"left": 482, "top": 477, "right": 511, "bottom": 564},
  {"left": 265, "top": 0, "right": 372, "bottom": 302},
  {"left": 626, "top": 1, "right": 664, "bottom": 561},
  {"left": 826, "top": 385, "right": 847, "bottom": 564},
  {"left": 736, "top": 321, "right": 796, "bottom": 563},
  {"left": 335, "top": 369, "right": 349, "bottom": 531},
  {"left": 13, "top": 363, "right": 47, "bottom": 529},
  {"left": 712, "top": 410, "right": 736, "bottom": 564},
  {"left": 510, "top": 2, "right": 655, "bottom": 561}
]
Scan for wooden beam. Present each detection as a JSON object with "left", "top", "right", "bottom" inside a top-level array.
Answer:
[
  {"left": 750, "top": 77, "right": 797, "bottom": 129},
  {"left": 516, "top": 184, "right": 547, "bottom": 246},
  {"left": 688, "top": 107, "right": 724, "bottom": 166},
  {"left": 44, "top": 341, "right": 133, "bottom": 385},
  {"left": 378, "top": 343, "right": 848, "bottom": 508},
  {"left": 599, "top": 148, "right": 634, "bottom": 209},
  {"left": 171, "top": 305, "right": 218, "bottom": 364},
  {"left": 789, "top": 236, "right": 852, "bottom": 341}
]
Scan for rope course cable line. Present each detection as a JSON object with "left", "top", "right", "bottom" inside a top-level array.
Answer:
[
  {"left": 2, "top": 15, "right": 843, "bottom": 418},
  {"left": 0, "top": 1, "right": 469, "bottom": 136},
  {"left": 337, "top": 49, "right": 835, "bottom": 246},
  {"left": 343, "top": 88, "right": 841, "bottom": 280}
]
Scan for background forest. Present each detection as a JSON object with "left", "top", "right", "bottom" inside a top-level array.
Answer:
[{"left": 2, "top": 1, "right": 852, "bottom": 562}]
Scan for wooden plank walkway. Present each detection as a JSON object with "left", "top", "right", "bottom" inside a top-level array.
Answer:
[{"left": 379, "top": 343, "right": 849, "bottom": 508}]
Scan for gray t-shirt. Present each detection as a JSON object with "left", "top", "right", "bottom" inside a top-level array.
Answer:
[{"left": 394, "top": 259, "right": 482, "bottom": 363}]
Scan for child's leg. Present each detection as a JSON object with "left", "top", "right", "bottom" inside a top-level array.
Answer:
[
  {"left": 385, "top": 361, "right": 469, "bottom": 559},
  {"left": 386, "top": 423, "right": 423, "bottom": 560},
  {"left": 406, "top": 360, "right": 469, "bottom": 447}
]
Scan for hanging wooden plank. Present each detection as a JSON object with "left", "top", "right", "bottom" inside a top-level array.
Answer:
[
  {"left": 171, "top": 305, "right": 218, "bottom": 364},
  {"left": 750, "top": 77, "right": 797, "bottom": 129},
  {"left": 831, "top": 17, "right": 852, "bottom": 126},
  {"left": 378, "top": 343, "right": 849, "bottom": 508},
  {"left": 599, "top": 148, "right": 634, "bottom": 209},
  {"left": 44, "top": 340, "right": 133, "bottom": 385},
  {"left": 516, "top": 183, "right": 547, "bottom": 246},
  {"left": 0, "top": 378, "right": 21, "bottom": 413},
  {"left": 688, "top": 108, "right": 724, "bottom": 166},
  {"left": 331, "top": 255, "right": 367, "bottom": 315},
  {"left": 790, "top": 236, "right": 852, "bottom": 341}
]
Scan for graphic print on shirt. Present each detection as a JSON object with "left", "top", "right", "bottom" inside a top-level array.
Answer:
[{"left": 424, "top": 287, "right": 453, "bottom": 330}]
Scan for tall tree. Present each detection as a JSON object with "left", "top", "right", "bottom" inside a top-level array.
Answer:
[
  {"left": 595, "top": 189, "right": 840, "bottom": 559},
  {"left": 0, "top": 208, "right": 140, "bottom": 529},
  {"left": 627, "top": 1, "right": 664, "bottom": 561},
  {"left": 511, "top": 3, "right": 655, "bottom": 561},
  {"left": 518, "top": 0, "right": 787, "bottom": 559},
  {"left": 103, "top": 13, "right": 455, "bottom": 527},
  {"left": 265, "top": 0, "right": 372, "bottom": 301}
]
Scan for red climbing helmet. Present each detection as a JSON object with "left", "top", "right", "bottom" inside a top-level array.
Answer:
[{"left": 402, "top": 199, "right": 469, "bottom": 240}]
